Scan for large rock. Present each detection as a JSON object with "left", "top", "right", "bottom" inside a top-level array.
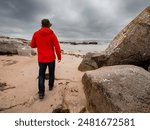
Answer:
[
  {"left": 17, "top": 46, "right": 36, "bottom": 56},
  {"left": 79, "top": 6, "right": 150, "bottom": 71},
  {"left": 0, "top": 36, "right": 36, "bottom": 56},
  {"left": 0, "top": 37, "right": 20, "bottom": 55},
  {"left": 78, "top": 53, "right": 99, "bottom": 71},
  {"left": 82, "top": 65, "right": 150, "bottom": 112}
]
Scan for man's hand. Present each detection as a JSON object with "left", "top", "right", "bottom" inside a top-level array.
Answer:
[{"left": 58, "top": 60, "right": 61, "bottom": 63}]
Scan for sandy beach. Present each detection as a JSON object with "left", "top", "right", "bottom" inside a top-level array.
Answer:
[{"left": 0, "top": 54, "right": 86, "bottom": 112}]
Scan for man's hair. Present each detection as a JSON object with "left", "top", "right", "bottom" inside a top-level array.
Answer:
[{"left": 41, "top": 19, "right": 52, "bottom": 28}]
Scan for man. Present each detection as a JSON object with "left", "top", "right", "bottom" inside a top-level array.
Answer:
[{"left": 30, "top": 19, "right": 61, "bottom": 99}]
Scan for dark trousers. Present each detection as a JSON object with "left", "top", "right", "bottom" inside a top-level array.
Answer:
[{"left": 38, "top": 61, "right": 55, "bottom": 95}]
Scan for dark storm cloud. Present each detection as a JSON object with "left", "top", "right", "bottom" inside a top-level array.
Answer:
[
  {"left": 0, "top": 0, "right": 150, "bottom": 40},
  {"left": 0, "top": 0, "right": 38, "bottom": 37},
  {"left": 0, "top": 0, "right": 35, "bottom": 21}
]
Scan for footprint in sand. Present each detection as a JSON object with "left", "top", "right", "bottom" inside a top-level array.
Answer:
[{"left": 0, "top": 82, "right": 16, "bottom": 91}]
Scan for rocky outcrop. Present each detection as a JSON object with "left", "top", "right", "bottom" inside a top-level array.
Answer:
[
  {"left": 0, "top": 37, "right": 19, "bottom": 55},
  {"left": 82, "top": 65, "right": 150, "bottom": 112},
  {"left": 79, "top": 6, "right": 150, "bottom": 71},
  {"left": 60, "top": 40, "right": 98, "bottom": 45},
  {"left": 0, "top": 36, "right": 36, "bottom": 56}
]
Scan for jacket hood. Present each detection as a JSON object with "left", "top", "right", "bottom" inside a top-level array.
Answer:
[{"left": 39, "top": 27, "right": 53, "bottom": 36}]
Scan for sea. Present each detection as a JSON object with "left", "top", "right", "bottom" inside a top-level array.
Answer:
[{"left": 60, "top": 40, "right": 110, "bottom": 55}]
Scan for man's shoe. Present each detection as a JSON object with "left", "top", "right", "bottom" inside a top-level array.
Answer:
[
  {"left": 39, "top": 94, "right": 44, "bottom": 99},
  {"left": 49, "top": 86, "right": 53, "bottom": 91}
]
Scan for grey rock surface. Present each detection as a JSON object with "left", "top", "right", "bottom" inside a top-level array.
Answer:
[
  {"left": 0, "top": 36, "right": 36, "bottom": 56},
  {"left": 82, "top": 65, "right": 150, "bottom": 112}
]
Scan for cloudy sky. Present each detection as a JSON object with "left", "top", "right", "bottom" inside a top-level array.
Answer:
[{"left": 0, "top": 0, "right": 150, "bottom": 41}]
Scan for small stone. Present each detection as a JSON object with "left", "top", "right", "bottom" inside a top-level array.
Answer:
[{"left": 52, "top": 104, "right": 70, "bottom": 113}]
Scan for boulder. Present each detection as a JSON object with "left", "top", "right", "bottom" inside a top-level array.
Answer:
[
  {"left": 0, "top": 37, "right": 20, "bottom": 55},
  {"left": 79, "top": 6, "right": 150, "bottom": 71},
  {"left": 82, "top": 65, "right": 150, "bottom": 112},
  {"left": 17, "top": 46, "right": 36, "bottom": 56},
  {"left": 0, "top": 36, "right": 36, "bottom": 56},
  {"left": 78, "top": 52, "right": 99, "bottom": 71}
]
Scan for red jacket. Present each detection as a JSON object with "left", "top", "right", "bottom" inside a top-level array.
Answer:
[{"left": 30, "top": 27, "right": 61, "bottom": 62}]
